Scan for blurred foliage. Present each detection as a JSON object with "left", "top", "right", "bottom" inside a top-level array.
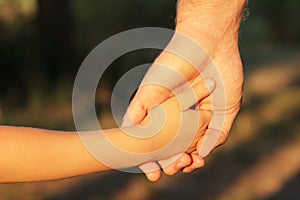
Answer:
[
  {"left": 0, "top": 0, "right": 299, "bottom": 113},
  {"left": 0, "top": 0, "right": 176, "bottom": 128},
  {"left": 0, "top": 0, "right": 176, "bottom": 124},
  {"left": 240, "top": 0, "right": 300, "bottom": 62}
]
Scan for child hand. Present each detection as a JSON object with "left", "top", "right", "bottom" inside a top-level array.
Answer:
[{"left": 135, "top": 79, "right": 215, "bottom": 167}]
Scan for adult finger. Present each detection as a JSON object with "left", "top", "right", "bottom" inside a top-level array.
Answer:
[
  {"left": 156, "top": 108, "right": 211, "bottom": 176},
  {"left": 197, "top": 104, "right": 240, "bottom": 157},
  {"left": 123, "top": 63, "right": 194, "bottom": 127},
  {"left": 182, "top": 151, "right": 205, "bottom": 173},
  {"left": 158, "top": 153, "right": 192, "bottom": 176},
  {"left": 197, "top": 128, "right": 226, "bottom": 158},
  {"left": 139, "top": 162, "right": 162, "bottom": 182},
  {"left": 122, "top": 84, "right": 172, "bottom": 127}
]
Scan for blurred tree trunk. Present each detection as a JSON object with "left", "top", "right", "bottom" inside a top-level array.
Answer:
[{"left": 37, "top": 0, "right": 74, "bottom": 83}]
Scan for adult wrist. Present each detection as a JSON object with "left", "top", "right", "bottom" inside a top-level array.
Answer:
[
  {"left": 175, "top": 0, "right": 246, "bottom": 61},
  {"left": 176, "top": 0, "right": 247, "bottom": 23}
]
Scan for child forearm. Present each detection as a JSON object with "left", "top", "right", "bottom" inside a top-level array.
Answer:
[
  {"left": 0, "top": 122, "right": 177, "bottom": 183},
  {"left": 0, "top": 81, "right": 211, "bottom": 183},
  {"left": 0, "top": 126, "right": 111, "bottom": 183}
]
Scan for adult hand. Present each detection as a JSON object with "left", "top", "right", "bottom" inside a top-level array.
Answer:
[{"left": 123, "top": 0, "right": 246, "bottom": 181}]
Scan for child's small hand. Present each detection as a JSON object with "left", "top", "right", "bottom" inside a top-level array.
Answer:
[
  {"left": 90, "top": 78, "right": 215, "bottom": 171},
  {"left": 138, "top": 78, "right": 215, "bottom": 166}
]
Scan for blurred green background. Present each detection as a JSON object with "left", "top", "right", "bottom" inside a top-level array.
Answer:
[{"left": 0, "top": 0, "right": 299, "bottom": 199}]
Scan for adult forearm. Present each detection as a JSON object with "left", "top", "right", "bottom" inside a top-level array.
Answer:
[
  {"left": 153, "top": 0, "right": 246, "bottom": 81},
  {"left": 176, "top": 0, "right": 247, "bottom": 59},
  {"left": 176, "top": 0, "right": 247, "bottom": 28}
]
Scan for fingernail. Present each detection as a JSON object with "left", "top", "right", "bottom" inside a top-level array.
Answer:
[{"left": 205, "top": 78, "right": 215, "bottom": 93}]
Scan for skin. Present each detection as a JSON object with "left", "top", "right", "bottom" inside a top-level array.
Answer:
[
  {"left": 124, "top": 0, "right": 247, "bottom": 181},
  {"left": 0, "top": 81, "right": 213, "bottom": 183}
]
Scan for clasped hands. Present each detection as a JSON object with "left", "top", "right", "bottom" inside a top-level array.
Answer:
[
  {"left": 122, "top": 59, "right": 219, "bottom": 181},
  {"left": 122, "top": 0, "right": 245, "bottom": 180},
  {"left": 123, "top": 27, "right": 243, "bottom": 181},
  {"left": 122, "top": 40, "right": 242, "bottom": 181}
]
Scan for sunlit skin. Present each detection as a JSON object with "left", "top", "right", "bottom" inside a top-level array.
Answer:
[
  {"left": 125, "top": 0, "right": 247, "bottom": 181},
  {"left": 0, "top": 81, "right": 213, "bottom": 183}
]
